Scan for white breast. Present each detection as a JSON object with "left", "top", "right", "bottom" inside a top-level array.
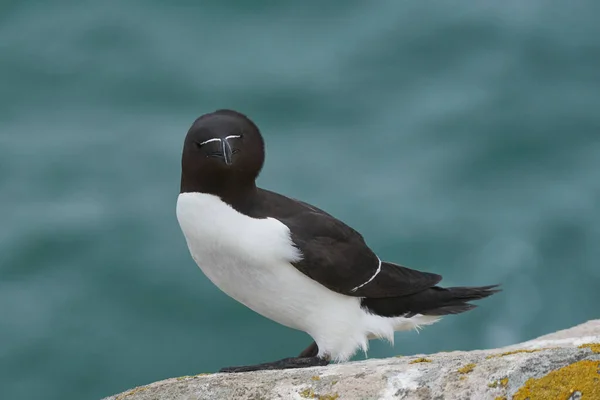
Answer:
[
  {"left": 176, "top": 192, "right": 439, "bottom": 361},
  {"left": 176, "top": 192, "right": 319, "bottom": 328}
]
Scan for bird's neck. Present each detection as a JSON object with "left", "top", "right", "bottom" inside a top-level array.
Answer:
[
  {"left": 218, "top": 182, "right": 258, "bottom": 215},
  {"left": 180, "top": 172, "right": 258, "bottom": 215}
]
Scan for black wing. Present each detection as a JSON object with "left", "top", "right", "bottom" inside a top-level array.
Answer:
[{"left": 256, "top": 189, "right": 442, "bottom": 298}]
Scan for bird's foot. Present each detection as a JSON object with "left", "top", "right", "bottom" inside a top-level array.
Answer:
[{"left": 219, "top": 356, "right": 329, "bottom": 373}]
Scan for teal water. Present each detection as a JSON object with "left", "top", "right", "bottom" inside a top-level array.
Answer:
[{"left": 2, "top": 1, "right": 600, "bottom": 399}]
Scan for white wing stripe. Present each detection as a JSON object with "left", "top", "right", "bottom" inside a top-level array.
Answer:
[{"left": 350, "top": 257, "right": 382, "bottom": 292}]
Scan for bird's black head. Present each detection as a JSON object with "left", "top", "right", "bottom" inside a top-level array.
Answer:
[{"left": 180, "top": 109, "right": 265, "bottom": 198}]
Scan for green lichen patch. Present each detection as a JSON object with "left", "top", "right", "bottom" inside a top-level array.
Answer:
[
  {"left": 311, "top": 375, "right": 321, "bottom": 381},
  {"left": 578, "top": 343, "right": 600, "bottom": 354},
  {"left": 457, "top": 363, "right": 476, "bottom": 374},
  {"left": 409, "top": 357, "right": 432, "bottom": 364},
  {"left": 494, "top": 397, "right": 507, "bottom": 400},
  {"left": 513, "top": 360, "right": 600, "bottom": 400}
]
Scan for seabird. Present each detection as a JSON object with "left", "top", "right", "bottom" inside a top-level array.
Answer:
[{"left": 176, "top": 109, "right": 500, "bottom": 373}]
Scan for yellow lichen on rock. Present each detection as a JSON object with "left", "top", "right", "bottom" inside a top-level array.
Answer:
[
  {"left": 578, "top": 343, "right": 600, "bottom": 353},
  {"left": 299, "top": 387, "right": 340, "bottom": 400},
  {"left": 409, "top": 357, "right": 432, "bottom": 364},
  {"left": 513, "top": 360, "right": 600, "bottom": 400},
  {"left": 485, "top": 349, "right": 541, "bottom": 359},
  {"left": 488, "top": 377, "right": 509, "bottom": 388},
  {"left": 176, "top": 373, "right": 210, "bottom": 381},
  {"left": 299, "top": 388, "right": 315, "bottom": 398},
  {"left": 318, "top": 395, "right": 340, "bottom": 400},
  {"left": 115, "top": 386, "right": 148, "bottom": 400},
  {"left": 458, "top": 363, "right": 476, "bottom": 374}
]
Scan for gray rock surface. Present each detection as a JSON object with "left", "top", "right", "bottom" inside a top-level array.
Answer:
[{"left": 103, "top": 319, "right": 600, "bottom": 400}]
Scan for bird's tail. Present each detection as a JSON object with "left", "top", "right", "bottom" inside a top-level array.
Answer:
[
  {"left": 416, "top": 285, "right": 501, "bottom": 316},
  {"left": 361, "top": 285, "right": 501, "bottom": 318}
]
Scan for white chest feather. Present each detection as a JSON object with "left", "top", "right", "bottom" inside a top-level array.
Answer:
[{"left": 176, "top": 193, "right": 302, "bottom": 320}]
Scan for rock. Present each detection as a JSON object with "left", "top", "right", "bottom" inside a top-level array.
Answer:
[{"left": 103, "top": 320, "right": 600, "bottom": 400}]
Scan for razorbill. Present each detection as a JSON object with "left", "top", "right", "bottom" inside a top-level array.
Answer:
[{"left": 176, "top": 109, "right": 500, "bottom": 373}]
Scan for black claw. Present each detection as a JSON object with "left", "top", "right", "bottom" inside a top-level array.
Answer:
[
  {"left": 219, "top": 356, "right": 329, "bottom": 373},
  {"left": 298, "top": 341, "right": 319, "bottom": 358}
]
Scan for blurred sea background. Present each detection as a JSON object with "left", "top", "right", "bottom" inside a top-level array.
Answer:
[{"left": 1, "top": 1, "right": 600, "bottom": 399}]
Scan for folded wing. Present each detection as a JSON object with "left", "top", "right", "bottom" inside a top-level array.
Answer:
[{"left": 280, "top": 205, "right": 441, "bottom": 298}]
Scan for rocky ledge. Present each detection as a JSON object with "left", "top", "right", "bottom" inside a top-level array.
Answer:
[{"left": 104, "top": 319, "right": 600, "bottom": 400}]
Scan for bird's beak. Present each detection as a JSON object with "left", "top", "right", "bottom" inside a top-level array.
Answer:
[{"left": 221, "top": 139, "right": 233, "bottom": 165}]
